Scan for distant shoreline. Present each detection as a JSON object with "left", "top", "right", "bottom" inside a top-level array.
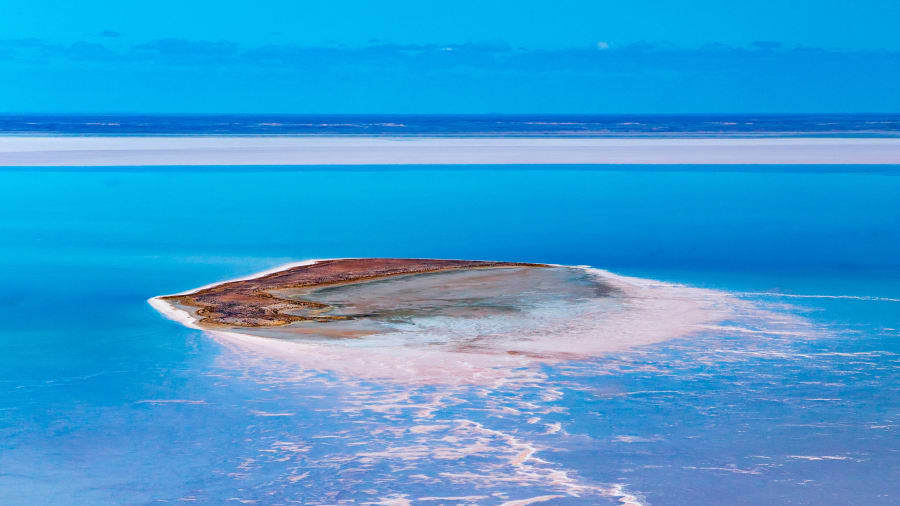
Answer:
[{"left": 3, "top": 136, "right": 900, "bottom": 165}]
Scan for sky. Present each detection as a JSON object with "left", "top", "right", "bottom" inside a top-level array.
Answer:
[{"left": 2, "top": 0, "right": 899, "bottom": 113}]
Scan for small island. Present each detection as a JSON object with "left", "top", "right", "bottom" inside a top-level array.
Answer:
[
  {"left": 149, "top": 257, "right": 732, "bottom": 379},
  {"left": 160, "top": 258, "right": 548, "bottom": 329}
]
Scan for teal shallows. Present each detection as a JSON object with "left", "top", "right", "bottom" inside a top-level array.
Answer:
[{"left": 0, "top": 165, "right": 897, "bottom": 504}]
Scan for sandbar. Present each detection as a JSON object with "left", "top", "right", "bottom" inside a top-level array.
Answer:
[
  {"left": 146, "top": 258, "right": 789, "bottom": 383},
  {"left": 4, "top": 136, "right": 900, "bottom": 165}
]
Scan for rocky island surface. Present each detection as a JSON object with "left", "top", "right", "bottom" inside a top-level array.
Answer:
[
  {"left": 148, "top": 257, "right": 759, "bottom": 381},
  {"left": 160, "top": 258, "right": 547, "bottom": 329}
]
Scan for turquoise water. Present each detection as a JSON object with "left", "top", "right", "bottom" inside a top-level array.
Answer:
[{"left": 1, "top": 166, "right": 898, "bottom": 504}]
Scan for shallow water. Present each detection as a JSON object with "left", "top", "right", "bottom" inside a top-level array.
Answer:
[{"left": 1, "top": 165, "right": 898, "bottom": 504}]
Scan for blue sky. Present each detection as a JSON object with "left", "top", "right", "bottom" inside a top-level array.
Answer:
[{"left": 2, "top": 0, "right": 899, "bottom": 113}]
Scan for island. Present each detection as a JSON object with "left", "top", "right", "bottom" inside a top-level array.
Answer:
[
  {"left": 159, "top": 258, "right": 548, "bottom": 329},
  {"left": 149, "top": 257, "right": 733, "bottom": 380}
]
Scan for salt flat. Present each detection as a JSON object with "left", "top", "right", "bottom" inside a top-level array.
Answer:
[{"left": 2, "top": 136, "right": 900, "bottom": 165}]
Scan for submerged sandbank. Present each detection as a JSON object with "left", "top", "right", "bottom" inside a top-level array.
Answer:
[{"left": 4, "top": 136, "right": 900, "bottom": 165}]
